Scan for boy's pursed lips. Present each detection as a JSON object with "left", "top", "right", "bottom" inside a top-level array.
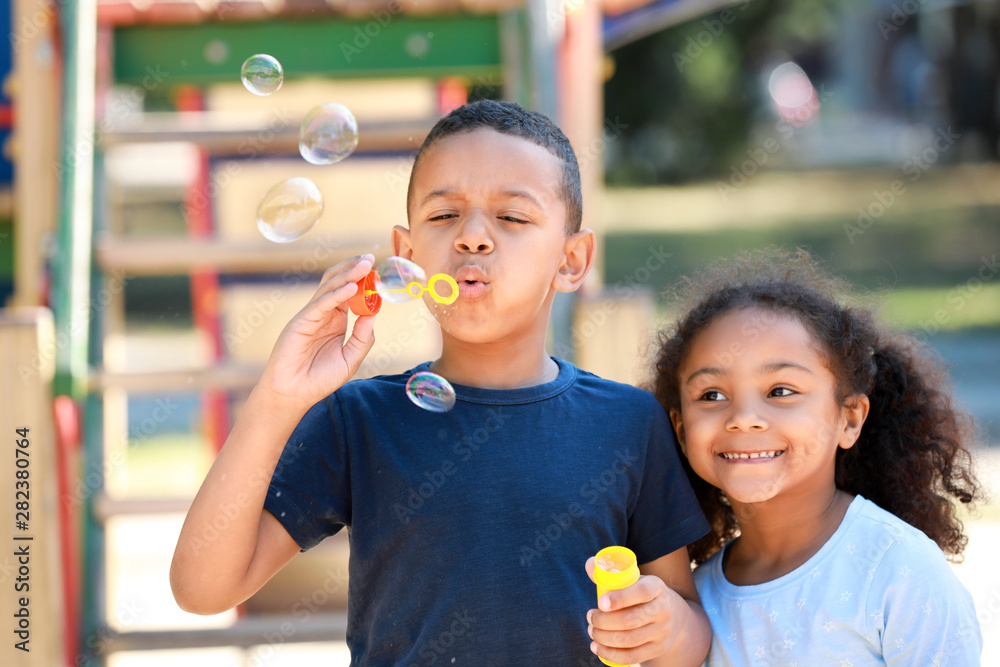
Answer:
[{"left": 454, "top": 266, "right": 490, "bottom": 300}]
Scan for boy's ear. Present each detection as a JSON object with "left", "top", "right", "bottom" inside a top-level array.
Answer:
[
  {"left": 838, "top": 393, "right": 870, "bottom": 450},
  {"left": 669, "top": 409, "right": 687, "bottom": 456},
  {"left": 553, "top": 229, "right": 596, "bottom": 293},
  {"left": 391, "top": 225, "right": 413, "bottom": 260}
]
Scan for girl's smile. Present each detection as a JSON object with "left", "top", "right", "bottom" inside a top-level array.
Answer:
[{"left": 718, "top": 450, "right": 786, "bottom": 462}]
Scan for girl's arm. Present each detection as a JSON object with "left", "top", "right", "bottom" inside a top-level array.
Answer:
[{"left": 587, "top": 547, "right": 712, "bottom": 667}]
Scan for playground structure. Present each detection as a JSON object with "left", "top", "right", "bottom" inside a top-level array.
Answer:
[{"left": 0, "top": 0, "right": 717, "bottom": 664}]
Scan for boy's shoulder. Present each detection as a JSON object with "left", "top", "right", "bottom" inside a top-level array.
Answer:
[
  {"left": 333, "top": 358, "right": 663, "bottom": 416},
  {"left": 571, "top": 362, "right": 662, "bottom": 407}
]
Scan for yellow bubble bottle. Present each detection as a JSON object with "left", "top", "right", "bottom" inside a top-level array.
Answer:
[{"left": 593, "top": 546, "right": 640, "bottom": 667}]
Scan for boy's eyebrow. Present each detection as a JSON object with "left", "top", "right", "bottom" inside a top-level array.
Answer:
[
  {"left": 493, "top": 189, "right": 544, "bottom": 208},
  {"left": 418, "top": 188, "right": 545, "bottom": 208},
  {"left": 684, "top": 361, "right": 813, "bottom": 386},
  {"left": 420, "top": 189, "right": 462, "bottom": 206}
]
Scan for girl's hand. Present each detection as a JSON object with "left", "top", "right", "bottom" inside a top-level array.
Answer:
[
  {"left": 258, "top": 254, "right": 377, "bottom": 410},
  {"left": 585, "top": 557, "right": 690, "bottom": 665}
]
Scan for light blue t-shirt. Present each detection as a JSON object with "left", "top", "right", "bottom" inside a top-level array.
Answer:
[{"left": 694, "top": 495, "right": 981, "bottom": 666}]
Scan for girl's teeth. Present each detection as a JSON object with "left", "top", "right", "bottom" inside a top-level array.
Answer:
[{"left": 722, "top": 451, "right": 782, "bottom": 460}]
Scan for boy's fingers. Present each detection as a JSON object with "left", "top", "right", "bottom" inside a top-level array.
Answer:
[
  {"left": 298, "top": 284, "right": 359, "bottom": 324},
  {"left": 317, "top": 254, "right": 375, "bottom": 295},
  {"left": 584, "top": 557, "right": 596, "bottom": 583},
  {"left": 342, "top": 315, "right": 376, "bottom": 371}
]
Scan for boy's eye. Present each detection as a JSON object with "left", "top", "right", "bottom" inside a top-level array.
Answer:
[
  {"left": 769, "top": 387, "right": 796, "bottom": 398},
  {"left": 428, "top": 213, "right": 458, "bottom": 222},
  {"left": 498, "top": 215, "right": 529, "bottom": 224},
  {"left": 699, "top": 390, "right": 727, "bottom": 402}
]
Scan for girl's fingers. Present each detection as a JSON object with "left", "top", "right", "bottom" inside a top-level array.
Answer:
[
  {"left": 595, "top": 576, "right": 662, "bottom": 615},
  {"left": 591, "top": 639, "right": 659, "bottom": 666},
  {"left": 589, "top": 611, "right": 663, "bottom": 648}
]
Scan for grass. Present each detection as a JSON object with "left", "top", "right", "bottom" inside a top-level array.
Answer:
[{"left": 881, "top": 285, "right": 1000, "bottom": 331}]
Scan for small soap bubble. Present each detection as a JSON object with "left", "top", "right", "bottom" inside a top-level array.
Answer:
[
  {"left": 299, "top": 103, "right": 359, "bottom": 165},
  {"left": 406, "top": 371, "right": 456, "bottom": 413},
  {"left": 241, "top": 54, "right": 283, "bottom": 96},
  {"left": 376, "top": 256, "right": 427, "bottom": 303},
  {"left": 256, "top": 177, "right": 324, "bottom": 243}
]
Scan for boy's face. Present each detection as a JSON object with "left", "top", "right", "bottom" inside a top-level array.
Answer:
[{"left": 394, "top": 128, "right": 592, "bottom": 346}]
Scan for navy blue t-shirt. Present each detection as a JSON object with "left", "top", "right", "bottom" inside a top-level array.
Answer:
[{"left": 265, "top": 358, "right": 708, "bottom": 666}]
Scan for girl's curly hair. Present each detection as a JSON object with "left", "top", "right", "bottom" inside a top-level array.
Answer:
[{"left": 650, "top": 249, "right": 982, "bottom": 565}]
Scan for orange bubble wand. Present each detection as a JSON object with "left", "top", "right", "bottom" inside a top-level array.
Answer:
[{"left": 349, "top": 270, "right": 458, "bottom": 316}]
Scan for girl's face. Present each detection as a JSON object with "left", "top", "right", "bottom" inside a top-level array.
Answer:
[{"left": 671, "top": 308, "right": 868, "bottom": 508}]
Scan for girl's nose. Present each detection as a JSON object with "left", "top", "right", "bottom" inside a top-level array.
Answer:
[
  {"left": 725, "top": 400, "right": 768, "bottom": 432},
  {"left": 454, "top": 211, "right": 494, "bottom": 254}
]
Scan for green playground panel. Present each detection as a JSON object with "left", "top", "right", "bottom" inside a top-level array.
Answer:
[
  {"left": 0, "top": 218, "right": 12, "bottom": 275},
  {"left": 112, "top": 14, "right": 506, "bottom": 85}
]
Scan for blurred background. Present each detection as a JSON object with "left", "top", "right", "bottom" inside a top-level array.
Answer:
[{"left": 0, "top": 0, "right": 997, "bottom": 664}]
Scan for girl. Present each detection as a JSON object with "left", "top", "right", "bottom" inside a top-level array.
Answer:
[{"left": 652, "top": 249, "right": 983, "bottom": 665}]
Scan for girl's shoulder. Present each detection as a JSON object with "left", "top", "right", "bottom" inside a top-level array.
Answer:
[
  {"left": 848, "top": 495, "right": 945, "bottom": 560},
  {"left": 847, "top": 496, "right": 963, "bottom": 591}
]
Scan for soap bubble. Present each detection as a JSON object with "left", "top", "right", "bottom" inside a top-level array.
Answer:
[
  {"left": 406, "top": 371, "right": 456, "bottom": 413},
  {"left": 256, "top": 177, "right": 324, "bottom": 243},
  {"left": 241, "top": 54, "right": 283, "bottom": 96},
  {"left": 376, "top": 256, "right": 426, "bottom": 304},
  {"left": 299, "top": 103, "right": 359, "bottom": 165}
]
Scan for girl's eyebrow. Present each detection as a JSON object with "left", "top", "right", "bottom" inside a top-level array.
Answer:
[
  {"left": 684, "top": 361, "right": 813, "bottom": 386},
  {"left": 760, "top": 361, "right": 814, "bottom": 375},
  {"left": 684, "top": 367, "right": 725, "bottom": 386}
]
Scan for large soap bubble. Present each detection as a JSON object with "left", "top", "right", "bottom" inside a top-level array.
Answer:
[
  {"left": 375, "top": 256, "right": 427, "bottom": 304},
  {"left": 256, "top": 177, "right": 324, "bottom": 243},
  {"left": 299, "top": 103, "right": 359, "bottom": 165}
]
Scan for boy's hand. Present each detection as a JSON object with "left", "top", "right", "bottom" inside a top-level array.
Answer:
[
  {"left": 259, "top": 254, "right": 377, "bottom": 409},
  {"left": 585, "top": 556, "right": 692, "bottom": 666}
]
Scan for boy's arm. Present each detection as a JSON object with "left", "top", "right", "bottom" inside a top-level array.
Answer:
[
  {"left": 586, "top": 547, "right": 711, "bottom": 667},
  {"left": 169, "top": 385, "right": 310, "bottom": 615},
  {"left": 170, "top": 255, "right": 377, "bottom": 615}
]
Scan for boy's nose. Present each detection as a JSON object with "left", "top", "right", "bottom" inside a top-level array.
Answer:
[{"left": 454, "top": 213, "right": 494, "bottom": 254}]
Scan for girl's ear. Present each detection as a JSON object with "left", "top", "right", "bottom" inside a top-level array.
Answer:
[
  {"left": 669, "top": 409, "right": 687, "bottom": 456},
  {"left": 839, "top": 394, "right": 870, "bottom": 450}
]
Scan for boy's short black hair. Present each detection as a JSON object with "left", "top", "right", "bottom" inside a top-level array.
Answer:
[{"left": 407, "top": 99, "right": 583, "bottom": 234}]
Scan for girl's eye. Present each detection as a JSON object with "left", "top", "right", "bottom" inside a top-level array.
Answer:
[
  {"left": 769, "top": 387, "right": 796, "bottom": 398},
  {"left": 699, "top": 390, "right": 727, "bottom": 402}
]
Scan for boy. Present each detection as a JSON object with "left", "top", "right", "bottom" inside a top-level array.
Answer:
[{"left": 171, "top": 100, "right": 711, "bottom": 665}]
